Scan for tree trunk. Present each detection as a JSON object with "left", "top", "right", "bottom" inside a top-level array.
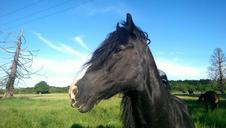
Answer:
[
  {"left": 218, "top": 53, "right": 224, "bottom": 94},
  {"left": 4, "top": 30, "right": 22, "bottom": 97}
]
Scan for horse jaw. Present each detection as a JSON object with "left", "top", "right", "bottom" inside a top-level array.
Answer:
[{"left": 72, "top": 77, "right": 119, "bottom": 113}]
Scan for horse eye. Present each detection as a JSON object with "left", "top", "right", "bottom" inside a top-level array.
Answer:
[
  {"left": 115, "top": 48, "right": 121, "bottom": 52},
  {"left": 115, "top": 45, "right": 126, "bottom": 53}
]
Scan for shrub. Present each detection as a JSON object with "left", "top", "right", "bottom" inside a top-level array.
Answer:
[{"left": 33, "top": 81, "right": 50, "bottom": 94}]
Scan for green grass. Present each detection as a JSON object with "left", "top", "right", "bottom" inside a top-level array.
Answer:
[
  {"left": 183, "top": 95, "right": 226, "bottom": 128},
  {"left": 0, "top": 93, "right": 226, "bottom": 128},
  {"left": 0, "top": 94, "right": 121, "bottom": 128}
]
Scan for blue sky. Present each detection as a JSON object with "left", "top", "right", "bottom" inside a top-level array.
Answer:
[{"left": 0, "top": 0, "right": 226, "bottom": 87}]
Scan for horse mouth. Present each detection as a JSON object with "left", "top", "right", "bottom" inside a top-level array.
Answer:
[
  {"left": 69, "top": 84, "right": 101, "bottom": 113},
  {"left": 72, "top": 97, "right": 99, "bottom": 113}
]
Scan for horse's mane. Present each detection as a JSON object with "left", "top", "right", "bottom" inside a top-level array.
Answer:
[{"left": 84, "top": 18, "right": 150, "bottom": 71}]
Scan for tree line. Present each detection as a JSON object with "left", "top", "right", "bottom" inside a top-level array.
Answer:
[
  {"left": 0, "top": 79, "right": 222, "bottom": 95},
  {"left": 0, "top": 82, "right": 69, "bottom": 95},
  {"left": 170, "top": 79, "right": 220, "bottom": 93}
]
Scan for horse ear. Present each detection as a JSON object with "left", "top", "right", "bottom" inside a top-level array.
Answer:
[
  {"left": 125, "top": 13, "right": 135, "bottom": 32},
  {"left": 116, "top": 22, "right": 120, "bottom": 31}
]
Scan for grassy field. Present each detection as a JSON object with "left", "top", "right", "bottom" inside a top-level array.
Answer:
[{"left": 0, "top": 93, "right": 226, "bottom": 128}]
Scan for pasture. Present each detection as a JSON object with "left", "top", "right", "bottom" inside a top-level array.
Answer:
[{"left": 0, "top": 93, "right": 226, "bottom": 128}]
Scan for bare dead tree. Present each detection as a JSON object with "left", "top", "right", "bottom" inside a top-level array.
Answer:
[
  {"left": 208, "top": 48, "right": 226, "bottom": 94},
  {"left": 0, "top": 30, "right": 40, "bottom": 97}
]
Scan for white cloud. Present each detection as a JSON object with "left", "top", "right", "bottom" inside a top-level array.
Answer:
[
  {"left": 73, "top": 36, "right": 91, "bottom": 51},
  {"left": 22, "top": 57, "right": 89, "bottom": 87},
  {"left": 155, "top": 59, "right": 207, "bottom": 80},
  {"left": 23, "top": 32, "right": 92, "bottom": 87},
  {"left": 34, "top": 32, "right": 64, "bottom": 53},
  {"left": 34, "top": 32, "right": 86, "bottom": 58},
  {"left": 60, "top": 43, "right": 87, "bottom": 58}
]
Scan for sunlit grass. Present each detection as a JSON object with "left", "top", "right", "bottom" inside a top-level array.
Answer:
[
  {"left": 0, "top": 94, "right": 121, "bottom": 128},
  {"left": 0, "top": 93, "right": 226, "bottom": 128}
]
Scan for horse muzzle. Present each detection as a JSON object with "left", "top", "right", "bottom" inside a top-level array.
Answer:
[{"left": 69, "top": 84, "right": 78, "bottom": 108}]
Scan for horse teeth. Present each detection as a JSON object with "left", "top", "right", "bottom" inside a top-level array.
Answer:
[{"left": 78, "top": 104, "right": 84, "bottom": 110}]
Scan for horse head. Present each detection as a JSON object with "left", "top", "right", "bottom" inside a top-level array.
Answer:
[{"left": 70, "top": 13, "right": 150, "bottom": 113}]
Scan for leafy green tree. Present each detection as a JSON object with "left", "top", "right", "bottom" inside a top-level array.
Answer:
[{"left": 33, "top": 81, "right": 50, "bottom": 94}]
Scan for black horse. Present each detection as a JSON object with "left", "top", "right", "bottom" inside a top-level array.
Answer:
[
  {"left": 197, "top": 91, "right": 219, "bottom": 111},
  {"left": 70, "top": 13, "right": 194, "bottom": 128}
]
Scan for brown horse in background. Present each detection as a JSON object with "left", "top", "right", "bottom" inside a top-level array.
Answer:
[
  {"left": 197, "top": 91, "right": 219, "bottom": 111},
  {"left": 70, "top": 13, "right": 194, "bottom": 128}
]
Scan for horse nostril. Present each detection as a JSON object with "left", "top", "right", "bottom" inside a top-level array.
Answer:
[{"left": 71, "top": 99, "right": 75, "bottom": 103}]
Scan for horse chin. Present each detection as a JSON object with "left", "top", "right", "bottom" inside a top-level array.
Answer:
[
  {"left": 73, "top": 97, "right": 100, "bottom": 113},
  {"left": 77, "top": 103, "right": 94, "bottom": 113}
]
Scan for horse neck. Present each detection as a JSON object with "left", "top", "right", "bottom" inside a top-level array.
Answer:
[
  {"left": 121, "top": 83, "right": 170, "bottom": 128},
  {"left": 121, "top": 47, "right": 170, "bottom": 128}
]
